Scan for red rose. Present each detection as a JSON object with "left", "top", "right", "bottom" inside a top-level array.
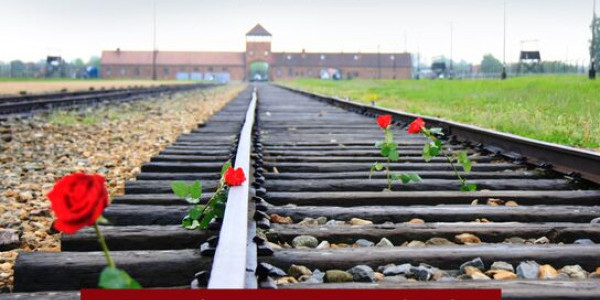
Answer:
[
  {"left": 407, "top": 117, "right": 425, "bottom": 134},
  {"left": 376, "top": 115, "right": 392, "bottom": 129},
  {"left": 47, "top": 173, "right": 109, "bottom": 234},
  {"left": 224, "top": 167, "right": 246, "bottom": 186}
]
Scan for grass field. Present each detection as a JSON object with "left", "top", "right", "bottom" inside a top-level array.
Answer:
[
  {"left": 280, "top": 76, "right": 600, "bottom": 150},
  {"left": 0, "top": 79, "right": 198, "bottom": 95}
]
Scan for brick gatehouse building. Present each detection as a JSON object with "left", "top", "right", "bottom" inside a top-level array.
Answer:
[{"left": 101, "top": 24, "right": 412, "bottom": 81}]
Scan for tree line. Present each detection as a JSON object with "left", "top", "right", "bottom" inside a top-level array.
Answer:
[{"left": 0, "top": 56, "right": 101, "bottom": 78}]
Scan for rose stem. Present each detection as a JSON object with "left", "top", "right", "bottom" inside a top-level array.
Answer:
[
  {"left": 443, "top": 150, "right": 466, "bottom": 187},
  {"left": 423, "top": 129, "right": 467, "bottom": 188},
  {"left": 93, "top": 223, "right": 116, "bottom": 268},
  {"left": 384, "top": 128, "right": 392, "bottom": 190}
]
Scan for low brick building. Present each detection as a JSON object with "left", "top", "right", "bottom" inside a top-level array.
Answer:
[{"left": 101, "top": 24, "right": 412, "bottom": 81}]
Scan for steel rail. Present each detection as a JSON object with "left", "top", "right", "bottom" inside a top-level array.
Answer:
[
  {"left": 275, "top": 84, "right": 600, "bottom": 185},
  {"left": 208, "top": 87, "right": 257, "bottom": 288},
  {"left": 0, "top": 83, "right": 211, "bottom": 103},
  {"left": 0, "top": 83, "right": 215, "bottom": 115}
]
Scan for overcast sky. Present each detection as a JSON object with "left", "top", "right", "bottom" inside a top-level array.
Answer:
[{"left": 0, "top": 0, "right": 596, "bottom": 65}]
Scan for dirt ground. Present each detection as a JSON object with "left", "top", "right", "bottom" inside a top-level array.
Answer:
[{"left": 0, "top": 80, "right": 196, "bottom": 96}]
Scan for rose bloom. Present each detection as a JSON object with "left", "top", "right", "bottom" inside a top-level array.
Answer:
[
  {"left": 376, "top": 115, "right": 392, "bottom": 129},
  {"left": 407, "top": 117, "right": 425, "bottom": 134},
  {"left": 47, "top": 173, "right": 109, "bottom": 234},
  {"left": 224, "top": 167, "right": 246, "bottom": 186}
]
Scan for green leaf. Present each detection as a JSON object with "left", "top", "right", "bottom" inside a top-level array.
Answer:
[
  {"left": 458, "top": 151, "right": 472, "bottom": 173},
  {"left": 467, "top": 183, "right": 477, "bottom": 191},
  {"left": 213, "top": 202, "right": 226, "bottom": 219},
  {"left": 220, "top": 161, "right": 232, "bottom": 176},
  {"left": 423, "top": 143, "right": 432, "bottom": 162},
  {"left": 96, "top": 216, "right": 111, "bottom": 225},
  {"left": 199, "top": 210, "right": 215, "bottom": 229},
  {"left": 186, "top": 197, "right": 200, "bottom": 205},
  {"left": 188, "top": 220, "right": 200, "bottom": 230},
  {"left": 188, "top": 205, "right": 205, "bottom": 220},
  {"left": 460, "top": 183, "right": 478, "bottom": 192},
  {"left": 388, "top": 149, "right": 399, "bottom": 162},
  {"left": 182, "top": 215, "right": 193, "bottom": 228},
  {"left": 380, "top": 143, "right": 391, "bottom": 157},
  {"left": 399, "top": 173, "right": 411, "bottom": 184},
  {"left": 408, "top": 173, "right": 422, "bottom": 182},
  {"left": 189, "top": 181, "right": 202, "bottom": 200},
  {"left": 369, "top": 162, "right": 384, "bottom": 179},
  {"left": 428, "top": 141, "right": 441, "bottom": 157},
  {"left": 213, "top": 190, "right": 227, "bottom": 203},
  {"left": 391, "top": 173, "right": 422, "bottom": 184},
  {"left": 380, "top": 142, "right": 397, "bottom": 158},
  {"left": 98, "top": 267, "right": 141, "bottom": 289},
  {"left": 429, "top": 127, "right": 444, "bottom": 136},
  {"left": 171, "top": 181, "right": 189, "bottom": 199}
]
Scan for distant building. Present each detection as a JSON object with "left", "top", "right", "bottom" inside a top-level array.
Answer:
[{"left": 101, "top": 24, "right": 412, "bottom": 81}]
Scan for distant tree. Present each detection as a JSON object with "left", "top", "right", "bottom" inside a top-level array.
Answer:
[
  {"left": 10, "top": 60, "right": 25, "bottom": 77},
  {"left": 480, "top": 54, "right": 503, "bottom": 73},
  {"left": 590, "top": 16, "right": 600, "bottom": 70},
  {"left": 88, "top": 56, "right": 101, "bottom": 69},
  {"left": 71, "top": 58, "right": 85, "bottom": 69},
  {"left": 541, "top": 61, "right": 578, "bottom": 73}
]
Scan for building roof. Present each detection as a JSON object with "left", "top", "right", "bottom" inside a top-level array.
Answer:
[
  {"left": 246, "top": 24, "right": 271, "bottom": 36},
  {"left": 272, "top": 52, "right": 412, "bottom": 68},
  {"left": 101, "top": 50, "right": 245, "bottom": 66}
]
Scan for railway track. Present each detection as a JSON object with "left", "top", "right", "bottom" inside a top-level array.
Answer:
[
  {"left": 0, "top": 83, "right": 214, "bottom": 116},
  {"left": 6, "top": 84, "right": 600, "bottom": 299}
]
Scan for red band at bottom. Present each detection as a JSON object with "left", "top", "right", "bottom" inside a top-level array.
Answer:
[{"left": 81, "top": 288, "right": 501, "bottom": 300}]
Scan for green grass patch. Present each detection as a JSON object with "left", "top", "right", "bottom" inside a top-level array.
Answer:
[
  {"left": 48, "top": 111, "right": 101, "bottom": 125},
  {"left": 280, "top": 76, "right": 600, "bottom": 149}
]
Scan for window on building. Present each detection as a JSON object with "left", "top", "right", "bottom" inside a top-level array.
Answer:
[
  {"left": 264, "top": 51, "right": 269, "bottom": 56},
  {"left": 208, "top": 67, "right": 213, "bottom": 72},
  {"left": 353, "top": 72, "right": 359, "bottom": 77},
  {"left": 287, "top": 55, "right": 292, "bottom": 60},
  {"left": 106, "top": 67, "right": 111, "bottom": 76},
  {"left": 354, "top": 55, "right": 360, "bottom": 60},
  {"left": 222, "top": 67, "right": 228, "bottom": 71},
  {"left": 163, "top": 68, "right": 169, "bottom": 75},
  {"left": 193, "top": 67, "right": 199, "bottom": 72},
  {"left": 390, "top": 55, "right": 395, "bottom": 60},
  {"left": 320, "top": 55, "right": 325, "bottom": 60},
  {"left": 277, "top": 69, "right": 282, "bottom": 76},
  {"left": 288, "top": 68, "right": 293, "bottom": 76},
  {"left": 134, "top": 68, "right": 140, "bottom": 76},
  {"left": 249, "top": 51, "right": 254, "bottom": 56},
  {"left": 120, "top": 68, "right": 125, "bottom": 75}
]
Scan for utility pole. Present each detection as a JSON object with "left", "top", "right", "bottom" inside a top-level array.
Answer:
[
  {"left": 152, "top": 0, "right": 158, "bottom": 80},
  {"left": 590, "top": 0, "right": 597, "bottom": 79},
  {"left": 501, "top": 0, "right": 508, "bottom": 79}
]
